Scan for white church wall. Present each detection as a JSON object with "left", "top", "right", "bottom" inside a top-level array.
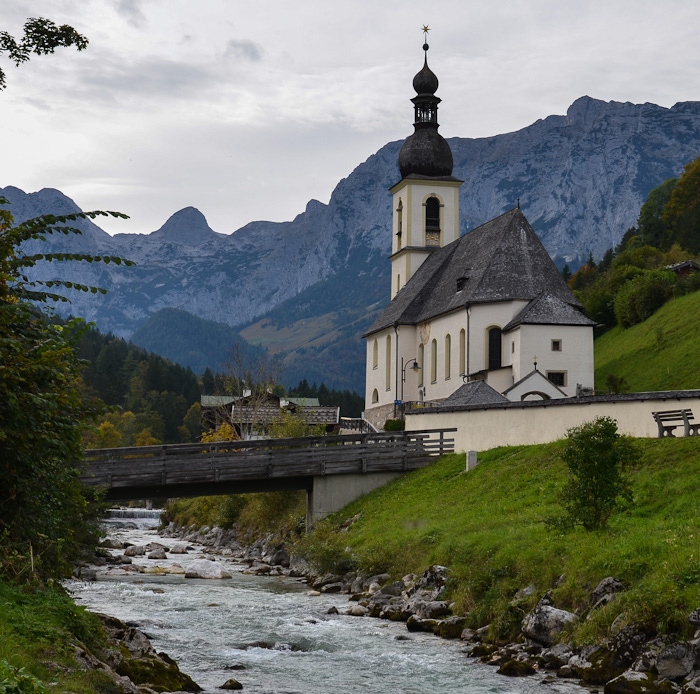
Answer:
[
  {"left": 406, "top": 394, "right": 700, "bottom": 453},
  {"left": 467, "top": 301, "right": 528, "bottom": 374},
  {"left": 517, "top": 324, "right": 594, "bottom": 396}
]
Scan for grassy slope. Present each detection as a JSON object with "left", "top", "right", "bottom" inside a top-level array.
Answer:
[
  {"left": 594, "top": 291, "right": 700, "bottom": 392},
  {"left": 313, "top": 438, "right": 700, "bottom": 643},
  {"left": 0, "top": 581, "right": 116, "bottom": 694}
]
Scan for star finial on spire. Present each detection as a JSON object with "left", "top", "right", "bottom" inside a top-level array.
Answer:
[{"left": 422, "top": 25, "right": 430, "bottom": 53}]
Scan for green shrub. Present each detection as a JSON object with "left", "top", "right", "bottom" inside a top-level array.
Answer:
[
  {"left": 292, "top": 520, "right": 356, "bottom": 574},
  {"left": 549, "top": 417, "right": 640, "bottom": 530},
  {"left": 384, "top": 419, "right": 405, "bottom": 431},
  {"left": 614, "top": 269, "right": 675, "bottom": 327}
]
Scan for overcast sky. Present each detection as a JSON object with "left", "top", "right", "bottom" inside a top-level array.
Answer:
[{"left": 2, "top": 0, "right": 699, "bottom": 235}]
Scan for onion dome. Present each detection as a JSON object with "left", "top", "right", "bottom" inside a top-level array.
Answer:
[{"left": 398, "top": 42, "right": 453, "bottom": 178}]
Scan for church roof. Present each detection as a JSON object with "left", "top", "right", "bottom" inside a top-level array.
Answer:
[
  {"left": 366, "top": 208, "right": 581, "bottom": 336},
  {"left": 502, "top": 292, "right": 596, "bottom": 331},
  {"left": 441, "top": 380, "right": 508, "bottom": 407}
]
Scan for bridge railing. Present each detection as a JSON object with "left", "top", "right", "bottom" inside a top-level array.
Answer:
[{"left": 81, "top": 429, "right": 456, "bottom": 493}]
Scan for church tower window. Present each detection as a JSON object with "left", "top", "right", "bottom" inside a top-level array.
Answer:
[
  {"left": 372, "top": 339, "right": 378, "bottom": 369},
  {"left": 430, "top": 338, "right": 437, "bottom": 383},
  {"left": 425, "top": 196, "right": 441, "bottom": 246},
  {"left": 459, "top": 328, "right": 466, "bottom": 375},
  {"left": 396, "top": 199, "right": 403, "bottom": 248}
]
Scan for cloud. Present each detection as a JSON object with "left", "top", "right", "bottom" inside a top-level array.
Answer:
[
  {"left": 112, "top": 0, "right": 146, "bottom": 28},
  {"left": 224, "top": 39, "right": 263, "bottom": 63}
]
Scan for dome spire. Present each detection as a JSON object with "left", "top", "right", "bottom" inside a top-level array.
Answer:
[{"left": 398, "top": 26, "right": 453, "bottom": 179}]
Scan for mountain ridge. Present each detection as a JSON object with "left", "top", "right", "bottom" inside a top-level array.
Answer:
[{"left": 4, "top": 95, "right": 700, "bottom": 392}]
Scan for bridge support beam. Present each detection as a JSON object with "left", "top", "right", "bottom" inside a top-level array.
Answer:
[{"left": 306, "top": 472, "right": 404, "bottom": 529}]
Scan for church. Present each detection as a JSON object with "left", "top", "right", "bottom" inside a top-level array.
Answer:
[{"left": 363, "top": 41, "right": 595, "bottom": 427}]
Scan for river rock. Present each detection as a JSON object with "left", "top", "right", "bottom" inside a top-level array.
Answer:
[
  {"left": 185, "top": 559, "right": 232, "bottom": 579},
  {"left": 349, "top": 605, "right": 369, "bottom": 617},
  {"left": 416, "top": 601, "right": 451, "bottom": 620},
  {"left": 689, "top": 609, "right": 700, "bottom": 628},
  {"left": 148, "top": 548, "right": 167, "bottom": 560},
  {"left": 591, "top": 577, "right": 625, "bottom": 611},
  {"left": 521, "top": 604, "right": 578, "bottom": 646},
  {"left": 498, "top": 659, "right": 537, "bottom": 677},
  {"left": 434, "top": 616, "right": 467, "bottom": 639},
  {"left": 100, "top": 538, "right": 125, "bottom": 550},
  {"left": 656, "top": 642, "right": 698, "bottom": 681},
  {"left": 121, "top": 555, "right": 133, "bottom": 564},
  {"left": 124, "top": 545, "right": 146, "bottom": 557},
  {"left": 406, "top": 615, "right": 440, "bottom": 633},
  {"left": 219, "top": 679, "right": 242, "bottom": 690},
  {"left": 604, "top": 669, "right": 679, "bottom": 694},
  {"left": 406, "top": 565, "right": 449, "bottom": 600},
  {"left": 169, "top": 543, "right": 188, "bottom": 554},
  {"left": 541, "top": 643, "right": 574, "bottom": 669},
  {"left": 683, "top": 674, "right": 700, "bottom": 694}
]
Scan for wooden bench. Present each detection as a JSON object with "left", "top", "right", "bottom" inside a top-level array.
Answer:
[{"left": 652, "top": 409, "right": 700, "bottom": 437}]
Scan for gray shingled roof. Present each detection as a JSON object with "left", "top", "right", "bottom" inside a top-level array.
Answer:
[
  {"left": 366, "top": 208, "right": 581, "bottom": 336},
  {"left": 502, "top": 292, "right": 596, "bottom": 332},
  {"left": 441, "top": 380, "right": 508, "bottom": 407}
]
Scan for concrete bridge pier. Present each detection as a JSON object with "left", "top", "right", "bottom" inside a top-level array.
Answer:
[{"left": 306, "top": 471, "right": 404, "bottom": 529}]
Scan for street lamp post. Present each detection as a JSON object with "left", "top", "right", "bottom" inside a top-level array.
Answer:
[{"left": 398, "top": 357, "right": 421, "bottom": 417}]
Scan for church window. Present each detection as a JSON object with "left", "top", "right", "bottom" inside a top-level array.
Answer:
[
  {"left": 418, "top": 344, "right": 424, "bottom": 387},
  {"left": 372, "top": 339, "right": 378, "bottom": 369},
  {"left": 488, "top": 327, "right": 502, "bottom": 370},
  {"left": 551, "top": 339, "right": 562, "bottom": 352},
  {"left": 459, "top": 329, "right": 466, "bottom": 375},
  {"left": 430, "top": 338, "right": 437, "bottom": 383},
  {"left": 396, "top": 199, "right": 403, "bottom": 248},
  {"left": 372, "top": 388, "right": 379, "bottom": 403},
  {"left": 425, "top": 197, "right": 441, "bottom": 246},
  {"left": 385, "top": 335, "right": 392, "bottom": 391},
  {"left": 511, "top": 341, "right": 515, "bottom": 354},
  {"left": 547, "top": 371, "right": 567, "bottom": 387},
  {"left": 445, "top": 334, "right": 451, "bottom": 379},
  {"left": 397, "top": 274, "right": 401, "bottom": 292}
]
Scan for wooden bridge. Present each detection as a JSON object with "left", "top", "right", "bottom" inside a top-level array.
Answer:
[{"left": 82, "top": 429, "right": 455, "bottom": 524}]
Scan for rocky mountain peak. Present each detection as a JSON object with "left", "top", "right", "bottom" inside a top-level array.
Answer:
[{"left": 150, "top": 206, "right": 218, "bottom": 245}]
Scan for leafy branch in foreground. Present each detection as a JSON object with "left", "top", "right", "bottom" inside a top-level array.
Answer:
[
  {"left": 0, "top": 201, "right": 132, "bottom": 304},
  {"left": 0, "top": 17, "right": 88, "bottom": 90},
  {"left": 0, "top": 198, "right": 131, "bottom": 581}
]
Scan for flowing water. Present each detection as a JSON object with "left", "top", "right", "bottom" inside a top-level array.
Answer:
[{"left": 65, "top": 510, "right": 585, "bottom": 694}]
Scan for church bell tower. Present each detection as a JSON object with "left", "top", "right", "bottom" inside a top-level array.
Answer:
[{"left": 389, "top": 31, "right": 462, "bottom": 299}]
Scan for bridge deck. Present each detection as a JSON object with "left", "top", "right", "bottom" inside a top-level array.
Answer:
[{"left": 82, "top": 429, "right": 455, "bottom": 501}]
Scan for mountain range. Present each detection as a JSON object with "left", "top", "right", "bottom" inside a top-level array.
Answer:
[{"left": 4, "top": 96, "right": 700, "bottom": 393}]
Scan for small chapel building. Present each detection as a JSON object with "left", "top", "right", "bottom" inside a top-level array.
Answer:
[{"left": 363, "top": 42, "right": 596, "bottom": 427}]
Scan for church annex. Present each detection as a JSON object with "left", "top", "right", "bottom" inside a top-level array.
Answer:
[{"left": 363, "top": 40, "right": 595, "bottom": 427}]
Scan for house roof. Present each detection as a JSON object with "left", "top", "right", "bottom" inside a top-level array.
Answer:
[
  {"left": 441, "top": 380, "right": 508, "bottom": 407},
  {"left": 201, "top": 395, "right": 234, "bottom": 407},
  {"left": 287, "top": 397, "right": 321, "bottom": 407},
  {"left": 366, "top": 208, "right": 581, "bottom": 336},
  {"left": 502, "top": 292, "right": 596, "bottom": 332}
]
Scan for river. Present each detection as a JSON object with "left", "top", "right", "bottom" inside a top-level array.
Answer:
[{"left": 65, "top": 511, "right": 586, "bottom": 694}]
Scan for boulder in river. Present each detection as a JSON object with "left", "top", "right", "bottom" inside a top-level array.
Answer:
[
  {"left": 219, "top": 678, "right": 243, "bottom": 690},
  {"left": 521, "top": 604, "right": 578, "bottom": 645},
  {"left": 185, "top": 559, "right": 232, "bottom": 579}
]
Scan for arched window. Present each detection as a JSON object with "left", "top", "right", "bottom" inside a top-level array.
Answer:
[
  {"left": 488, "top": 327, "right": 502, "bottom": 370},
  {"left": 418, "top": 343, "right": 424, "bottom": 387},
  {"left": 459, "top": 329, "right": 466, "bottom": 375},
  {"left": 445, "top": 334, "right": 451, "bottom": 379},
  {"left": 385, "top": 335, "right": 392, "bottom": 391},
  {"left": 431, "top": 338, "right": 437, "bottom": 383},
  {"left": 397, "top": 274, "right": 401, "bottom": 293},
  {"left": 372, "top": 388, "right": 379, "bottom": 404},
  {"left": 425, "top": 197, "right": 441, "bottom": 246},
  {"left": 396, "top": 199, "right": 403, "bottom": 248},
  {"left": 372, "top": 339, "right": 378, "bottom": 369}
]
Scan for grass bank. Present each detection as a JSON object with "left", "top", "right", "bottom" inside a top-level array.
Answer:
[
  {"left": 594, "top": 290, "right": 700, "bottom": 391},
  {"left": 297, "top": 437, "right": 700, "bottom": 644},
  {"left": 0, "top": 581, "right": 115, "bottom": 694}
]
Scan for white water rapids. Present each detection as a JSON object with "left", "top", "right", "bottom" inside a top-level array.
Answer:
[{"left": 64, "top": 510, "right": 586, "bottom": 694}]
